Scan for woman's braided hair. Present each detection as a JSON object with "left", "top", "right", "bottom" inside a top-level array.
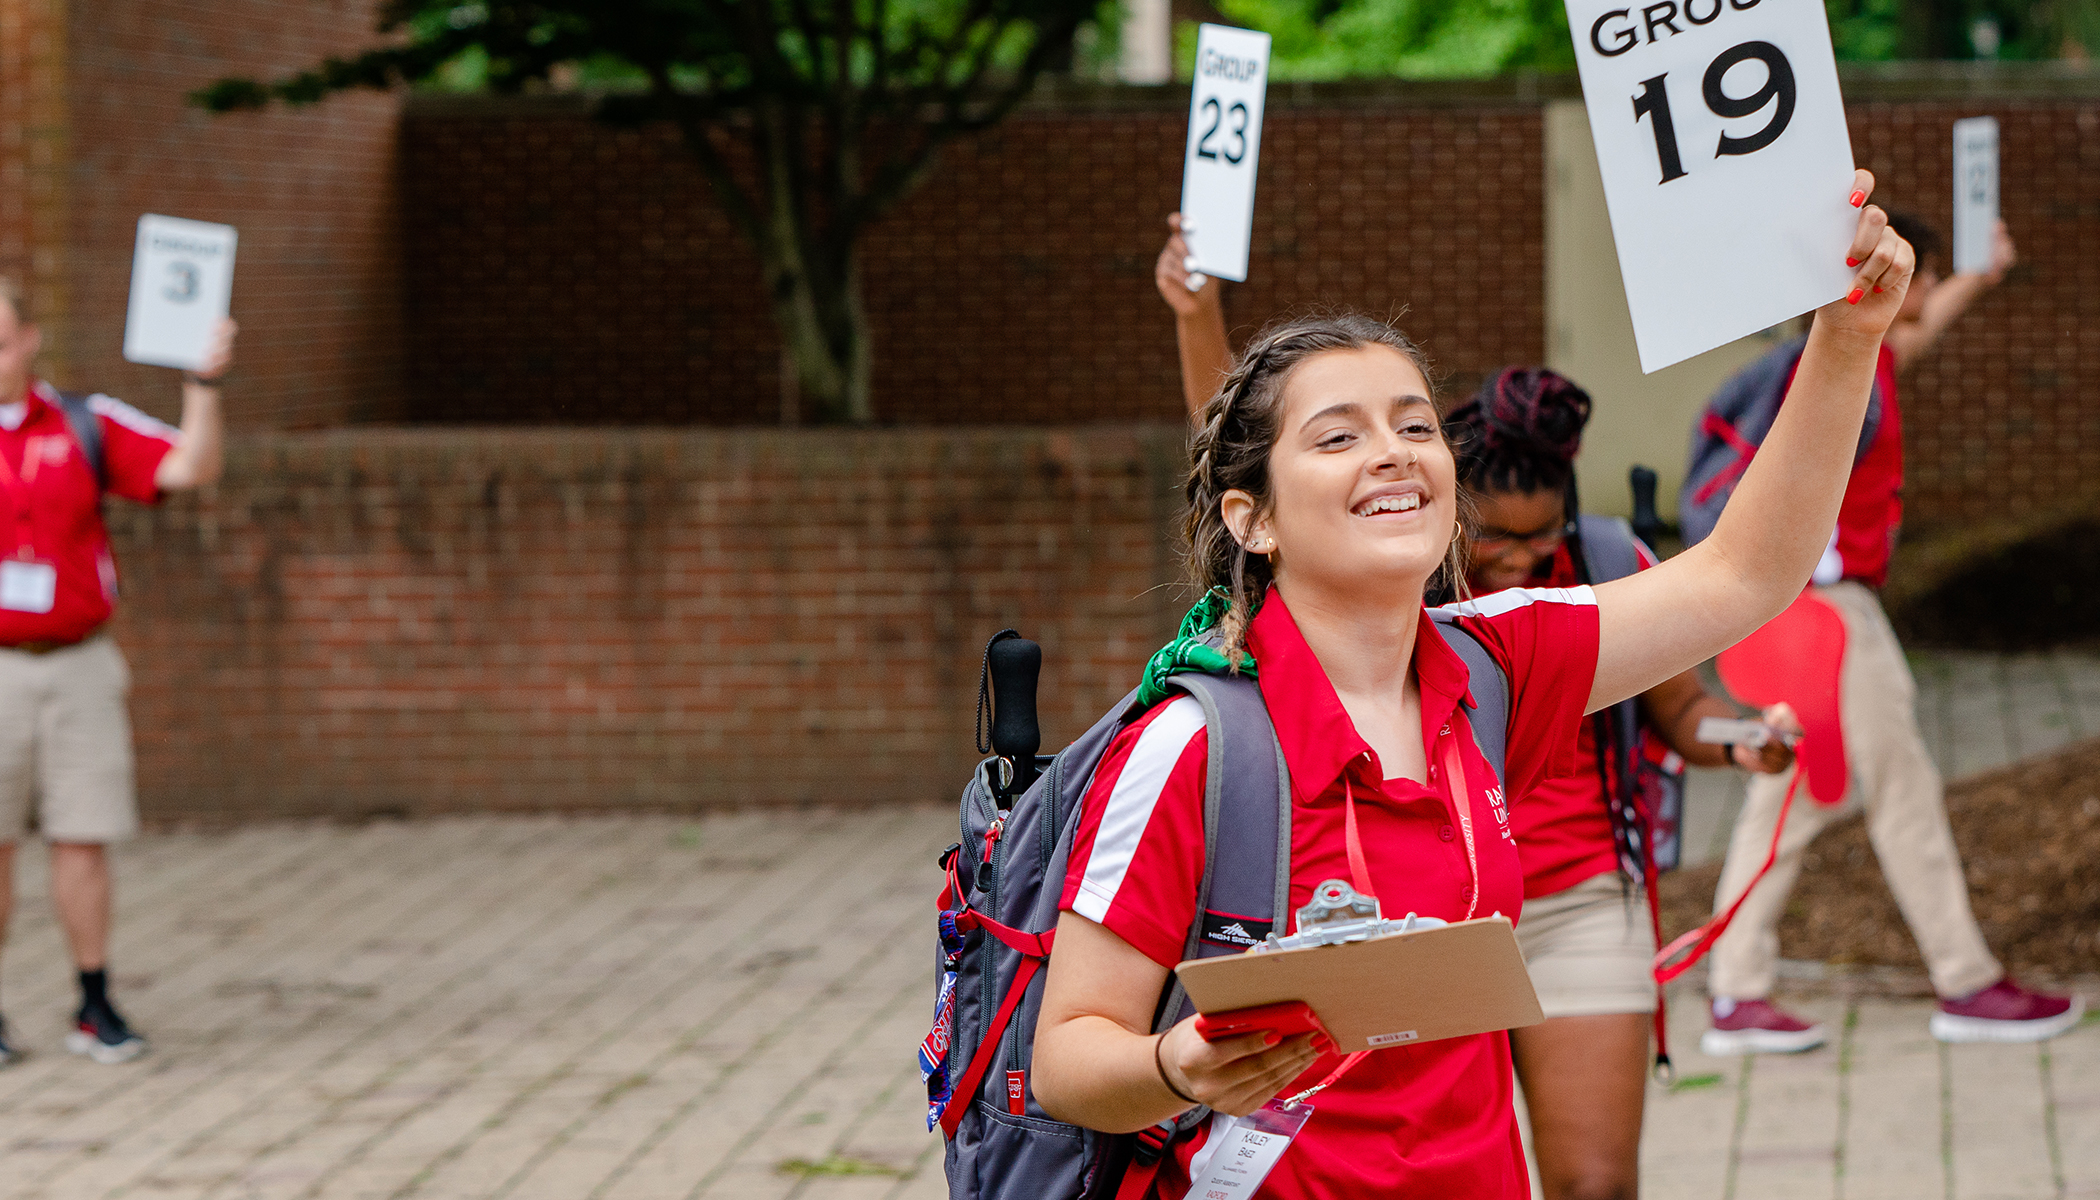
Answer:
[
  {"left": 1445, "top": 366, "right": 1594, "bottom": 496},
  {"left": 1184, "top": 312, "right": 1467, "bottom": 664}
]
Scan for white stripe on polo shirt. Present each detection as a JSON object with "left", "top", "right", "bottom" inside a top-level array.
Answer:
[
  {"left": 1431, "top": 584, "right": 1597, "bottom": 621},
  {"left": 86, "top": 394, "right": 179, "bottom": 442},
  {"left": 1072, "top": 694, "right": 1206, "bottom": 925}
]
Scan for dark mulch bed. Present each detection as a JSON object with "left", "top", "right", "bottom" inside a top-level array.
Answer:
[
  {"left": 1888, "top": 516, "right": 2100, "bottom": 651},
  {"left": 1660, "top": 737, "right": 2100, "bottom": 979}
]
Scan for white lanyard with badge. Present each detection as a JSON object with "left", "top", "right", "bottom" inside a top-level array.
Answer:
[
  {"left": 0, "top": 444, "right": 56, "bottom": 614},
  {"left": 1182, "top": 733, "right": 1485, "bottom": 1198}
]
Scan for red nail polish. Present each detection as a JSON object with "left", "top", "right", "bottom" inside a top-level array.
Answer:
[
  {"left": 1849, "top": 190, "right": 1866, "bottom": 208},
  {"left": 1846, "top": 257, "right": 1859, "bottom": 267},
  {"left": 1872, "top": 286, "right": 1883, "bottom": 293},
  {"left": 1846, "top": 287, "right": 1864, "bottom": 305}
]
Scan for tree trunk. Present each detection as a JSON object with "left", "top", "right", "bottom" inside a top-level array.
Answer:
[{"left": 765, "top": 255, "right": 871, "bottom": 424}]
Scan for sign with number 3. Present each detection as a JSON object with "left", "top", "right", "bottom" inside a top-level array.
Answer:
[
  {"left": 1179, "top": 23, "right": 1272, "bottom": 283},
  {"left": 1567, "top": 0, "right": 1857, "bottom": 372}
]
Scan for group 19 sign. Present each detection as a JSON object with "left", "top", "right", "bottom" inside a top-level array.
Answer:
[
  {"left": 1567, "top": 0, "right": 1858, "bottom": 372},
  {"left": 1179, "top": 24, "right": 1272, "bottom": 283}
]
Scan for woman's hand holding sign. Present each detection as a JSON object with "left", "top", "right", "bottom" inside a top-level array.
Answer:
[
  {"left": 1826, "top": 169, "right": 1915, "bottom": 327},
  {"left": 1586, "top": 172, "right": 1915, "bottom": 714}
]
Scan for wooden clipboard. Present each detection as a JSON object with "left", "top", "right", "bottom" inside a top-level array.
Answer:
[{"left": 1174, "top": 916, "right": 1545, "bottom": 1052}]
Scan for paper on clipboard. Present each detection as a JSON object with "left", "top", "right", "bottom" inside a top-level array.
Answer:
[{"left": 1174, "top": 916, "right": 1544, "bottom": 1052}]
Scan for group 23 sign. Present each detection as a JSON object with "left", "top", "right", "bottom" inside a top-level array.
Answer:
[{"left": 1568, "top": 0, "right": 1858, "bottom": 372}]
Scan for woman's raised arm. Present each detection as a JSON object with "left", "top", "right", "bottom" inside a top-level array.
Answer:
[{"left": 1586, "top": 170, "right": 1913, "bottom": 713}]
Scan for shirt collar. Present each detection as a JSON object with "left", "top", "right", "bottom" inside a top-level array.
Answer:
[
  {"left": 1244, "top": 586, "right": 1474, "bottom": 807},
  {"left": 24, "top": 380, "right": 55, "bottom": 420}
]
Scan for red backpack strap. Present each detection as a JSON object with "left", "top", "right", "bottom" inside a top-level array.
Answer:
[{"left": 938, "top": 933, "right": 1054, "bottom": 1137}]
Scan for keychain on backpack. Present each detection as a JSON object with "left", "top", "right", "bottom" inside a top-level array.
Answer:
[{"left": 921, "top": 911, "right": 967, "bottom": 1130}]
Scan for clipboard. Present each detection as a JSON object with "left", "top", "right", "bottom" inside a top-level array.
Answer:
[{"left": 1174, "top": 881, "right": 1544, "bottom": 1053}]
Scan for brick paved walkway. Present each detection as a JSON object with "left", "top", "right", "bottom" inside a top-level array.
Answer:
[{"left": 1, "top": 650, "right": 2094, "bottom": 1199}]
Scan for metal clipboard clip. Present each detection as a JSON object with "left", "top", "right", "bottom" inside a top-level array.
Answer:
[{"left": 1258, "top": 878, "right": 1447, "bottom": 952}]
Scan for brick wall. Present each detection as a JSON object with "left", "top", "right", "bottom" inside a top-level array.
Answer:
[
  {"left": 401, "top": 87, "right": 1547, "bottom": 427},
  {"left": 1847, "top": 100, "right": 2100, "bottom": 531},
  {"left": 111, "top": 426, "right": 1188, "bottom": 822},
  {"left": 1, "top": 0, "right": 404, "bottom": 429},
  {"left": 400, "top": 77, "right": 2100, "bottom": 531}
]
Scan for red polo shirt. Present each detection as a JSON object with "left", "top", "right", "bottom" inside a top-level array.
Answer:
[
  {"left": 0, "top": 381, "right": 177, "bottom": 645},
  {"left": 1061, "top": 584, "right": 1599, "bottom": 1199},
  {"left": 1508, "top": 538, "right": 1659, "bottom": 899},
  {"left": 1781, "top": 345, "right": 1903, "bottom": 588}
]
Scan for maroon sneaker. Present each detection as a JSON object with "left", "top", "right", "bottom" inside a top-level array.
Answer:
[
  {"left": 1700, "top": 997, "right": 1827, "bottom": 1055},
  {"left": 1930, "top": 979, "right": 2085, "bottom": 1044}
]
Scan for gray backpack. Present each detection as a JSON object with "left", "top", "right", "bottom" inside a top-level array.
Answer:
[
  {"left": 926, "top": 616, "right": 1508, "bottom": 1199},
  {"left": 1571, "top": 514, "right": 1685, "bottom": 875},
  {"left": 1678, "top": 337, "right": 1881, "bottom": 549}
]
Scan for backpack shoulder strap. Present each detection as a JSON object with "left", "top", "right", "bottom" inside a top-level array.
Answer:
[
  {"left": 1131, "top": 670, "right": 1290, "bottom": 1143},
  {"left": 1160, "top": 670, "right": 1291, "bottom": 965},
  {"left": 1428, "top": 613, "right": 1509, "bottom": 786},
  {"left": 1577, "top": 514, "right": 1644, "bottom": 584},
  {"left": 52, "top": 391, "right": 107, "bottom": 492}
]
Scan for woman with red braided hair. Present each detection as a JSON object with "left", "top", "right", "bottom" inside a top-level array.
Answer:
[{"left": 1446, "top": 366, "right": 1796, "bottom": 1200}]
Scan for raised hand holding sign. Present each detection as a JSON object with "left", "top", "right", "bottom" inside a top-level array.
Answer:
[
  {"left": 123, "top": 214, "right": 237, "bottom": 372},
  {"left": 1178, "top": 24, "right": 1271, "bottom": 284},
  {"left": 1952, "top": 116, "right": 1999, "bottom": 274},
  {"left": 1567, "top": 0, "right": 1856, "bottom": 372}
]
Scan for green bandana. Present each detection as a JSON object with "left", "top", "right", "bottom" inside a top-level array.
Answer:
[{"left": 1134, "top": 588, "right": 1259, "bottom": 709}]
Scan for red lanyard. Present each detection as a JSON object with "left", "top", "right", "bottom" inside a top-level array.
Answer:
[
  {"left": 1337, "top": 729, "right": 1481, "bottom": 929},
  {"left": 1299, "top": 732, "right": 1482, "bottom": 1104},
  {"left": 0, "top": 436, "right": 40, "bottom": 557}
]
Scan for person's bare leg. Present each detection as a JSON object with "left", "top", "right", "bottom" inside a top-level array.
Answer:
[
  {"left": 48, "top": 842, "right": 109, "bottom": 971},
  {"left": 0, "top": 841, "right": 14, "bottom": 982},
  {"left": 1514, "top": 1012, "right": 1650, "bottom": 1200}
]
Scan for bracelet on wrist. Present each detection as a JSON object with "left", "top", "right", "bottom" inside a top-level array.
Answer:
[
  {"left": 183, "top": 371, "right": 226, "bottom": 387},
  {"left": 1154, "top": 1033, "right": 1201, "bottom": 1108}
]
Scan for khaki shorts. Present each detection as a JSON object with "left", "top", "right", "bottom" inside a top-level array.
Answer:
[
  {"left": 1514, "top": 871, "right": 1658, "bottom": 1018},
  {"left": 0, "top": 635, "right": 139, "bottom": 844}
]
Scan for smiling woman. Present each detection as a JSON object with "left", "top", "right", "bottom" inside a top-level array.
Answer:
[
  {"left": 1030, "top": 172, "right": 1912, "bottom": 1199},
  {"left": 1182, "top": 314, "right": 1470, "bottom": 672}
]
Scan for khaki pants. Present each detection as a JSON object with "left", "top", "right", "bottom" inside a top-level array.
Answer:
[
  {"left": 1708, "top": 582, "right": 1999, "bottom": 1001},
  {"left": 0, "top": 635, "right": 140, "bottom": 844}
]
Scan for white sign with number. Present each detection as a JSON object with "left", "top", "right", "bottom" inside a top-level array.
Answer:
[
  {"left": 1952, "top": 116, "right": 1998, "bottom": 274},
  {"left": 1566, "top": 0, "right": 1857, "bottom": 373},
  {"left": 123, "top": 214, "right": 236, "bottom": 371},
  {"left": 1179, "top": 24, "right": 1272, "bottom": 283}
]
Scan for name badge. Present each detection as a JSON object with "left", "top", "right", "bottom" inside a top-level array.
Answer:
[
  {"left": 1185, "top": 1098, "right": 1312, "bottom": 1199},
  {"left": 0, "top": 559, "right": 56, "bottom": 614}
]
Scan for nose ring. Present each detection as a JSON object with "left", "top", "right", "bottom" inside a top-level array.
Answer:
[{"left": 1409, "top": 451, "right": 1419, "bottom": 467}]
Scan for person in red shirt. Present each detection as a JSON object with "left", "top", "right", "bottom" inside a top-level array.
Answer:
[
  {"left": 1698, "top": 214, "right": 2082, "bottom": 1053},
  {"left": 1448, "top": 366, "right": 1796, "bottom": 1200},
  {"left": 0, "top": 277, "right": 234, "bottom": 1067},
  {"left": 1033, "top": 178, "right": 1911, "bottom": 1197}
]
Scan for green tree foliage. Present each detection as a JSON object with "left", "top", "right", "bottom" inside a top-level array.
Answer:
[
  {"left": 1211, "top": 0, "right": 1572, "bottom": 79},
  {"left": 1205, "top": 0, "right": 2095, "bottom": 80},
  {"left": 196, "top": 0, "right": 1099, "bottom": 424},
  {"left": 1825, "top": 0, "right": 2100, "bottom": 60}
]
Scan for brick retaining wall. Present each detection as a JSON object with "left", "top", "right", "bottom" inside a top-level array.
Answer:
[
  {"left": 111, "top": 426, "right": 1187, "bottom": 822},
  {"left": 401, "top": 78, "right": 2100, "bottom": 531}
]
